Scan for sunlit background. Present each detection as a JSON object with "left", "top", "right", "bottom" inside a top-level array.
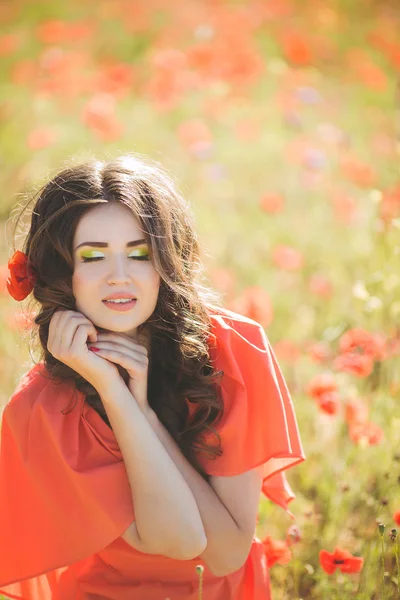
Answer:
[{"left": 1, "top": 1, "right": 400, "bottom": 598}]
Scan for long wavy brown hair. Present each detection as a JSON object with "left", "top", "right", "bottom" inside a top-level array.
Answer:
[{"left": 9, "top": 153, "right": 226, "bottom": 482}]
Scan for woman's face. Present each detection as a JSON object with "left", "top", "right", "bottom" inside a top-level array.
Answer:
[{"left": 72, "top": 202, "right": 161, "bottom": 341}]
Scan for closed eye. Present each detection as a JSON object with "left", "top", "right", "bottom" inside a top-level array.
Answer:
[{"left": 81, "top": 256, "right": 151, "bottom": 263}]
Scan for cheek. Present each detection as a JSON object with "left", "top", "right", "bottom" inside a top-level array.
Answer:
[
  {"left": 149, "top": 271, "right": 161, "bottom": 295},
  {"left": 142, "top": 264, "right": 160, "bottom": 286},
  {"left": 72, "top": 270, "right": 93, "bottom": 294}
]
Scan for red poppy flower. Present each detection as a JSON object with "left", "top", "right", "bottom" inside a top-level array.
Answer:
[
  {"left": 320, "top": 547, "right": 364, "bottom": 574},
  {"left": 309, "top": 274, "right": 334, "bottom": 299},
  {"left": 281, "top": 32, "right": 313, "bottom": 66},
  {"left": 339, "top": 328, "right": 387, "bottom": 361},
  {"left": 305, "top": 342, "right": 332, "bottom": 363},
  {"left": 333, "top": 353, "right": 375, "bottom": 378},
  {"left": 348, "top": 421, "right": 384, "bottom": 446},
  {"left": 307, "top": 372, "right": 338, "bottom": 399},
  {"left": 344, "top": 397, "right": 369, "bottom": 425},
  {"left": 260, "top": 192, "right": 285, "bottom": 214},
  {"left": 262, "top": 536, "right": 292, "bottom": 568},
  {"left": 317, "top": 391, "right": 340, "bottom": 415},
  {"left": 6, "top": 250, "right": 37, "bottom": 301},
  {"left": 272, "top": 245, "right": 304, "bottom": 271},
  {"left": 229, "top": 286, "right": 273, "bottom": 327}
]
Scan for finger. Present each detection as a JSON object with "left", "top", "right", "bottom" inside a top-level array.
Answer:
[
  {"left": 49, "top": 310, "right": 71, "bottom": 356},
  {"left": 89, "top": 348, "right": 148, "bottom": 376},
  {"left": 95, "top": 334, "right": 148, "bottom": 357},
  {"left": 88, "top": 342, "right": 148, "bottom": 364},
  {"left": 48, "top": 309, "right": 65, "bottom": 344},
  {"left": 94, "top": 335, "right": 146, "bottom": 357},
  {"left": 68, "top": 312, "right": 98, "bottom": 343},
  {"left": 50, "top": 312, "right": 95, "bottom": 357},
  {"left": 71, "top": 324, "right": 98, "bottom": 355},
  {"left": 61, "top": 314, "right": 97, "bottom": 352}
]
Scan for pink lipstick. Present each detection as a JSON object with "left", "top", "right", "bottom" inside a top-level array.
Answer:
[{"left": 102, "top": 299, "right": 137, "bottom": 312}]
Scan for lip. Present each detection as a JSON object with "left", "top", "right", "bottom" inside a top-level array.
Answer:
[
  {"left": 102, "top": 299, "right": 137, "bottom": 312},
  {"left": 103, "top": 292, "right": 137, "bottom": 300}
]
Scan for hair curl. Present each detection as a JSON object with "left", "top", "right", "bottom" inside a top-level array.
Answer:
[{"left": 9, "top": 153, "right": 227, "bottom": 482}]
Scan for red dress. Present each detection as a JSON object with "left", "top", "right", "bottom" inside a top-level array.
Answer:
[{"left": 0, "top": 306, "right": 306, "bottom": 599}]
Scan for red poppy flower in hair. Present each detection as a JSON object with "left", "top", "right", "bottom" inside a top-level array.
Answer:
[{"left": 7, "top": 250, "right": 37, "bottom": 301}]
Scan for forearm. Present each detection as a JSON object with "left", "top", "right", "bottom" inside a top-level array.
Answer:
[
  {"left": 98, "top": 379, "right": 207, "bottom": 556},
  {"left": 145, "top": 408, "right": 246, "bottom": 574}
]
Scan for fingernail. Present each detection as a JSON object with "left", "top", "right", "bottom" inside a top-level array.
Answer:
[{"left": 89, "top": 346, "right": 100, "bottom": 352}]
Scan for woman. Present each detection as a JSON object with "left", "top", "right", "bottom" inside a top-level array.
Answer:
[{"left": 0, "top": 153, "right": 306, "bottom": 599}]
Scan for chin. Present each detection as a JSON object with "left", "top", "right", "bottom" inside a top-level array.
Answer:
[{"left": 104, "top": 322, "right": 137, "bottom": 332}]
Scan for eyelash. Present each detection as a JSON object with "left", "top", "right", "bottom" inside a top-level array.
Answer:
[{"left": 81, "top": 255, "right": 150, "bottom": 263}]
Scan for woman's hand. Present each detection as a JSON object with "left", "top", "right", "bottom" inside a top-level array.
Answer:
[
  {"left": 88, "top": 332, "right": 150, "bottom": 412},
  {"left": 48, "top": 310, "right": 123, "bottom": 391}
]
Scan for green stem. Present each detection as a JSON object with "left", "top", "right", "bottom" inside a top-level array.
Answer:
[
  {"left": 394, "top": 537, "right": 400, "bottom": 598},
  {"left": 291, "top": 546, "right": 299, "bottom": 599},
  {"left": 381, "top": 534, "right": 386, "bottom": 600},
  {"left": 196, "top": 565, "right": 204, "bottom": 600}
]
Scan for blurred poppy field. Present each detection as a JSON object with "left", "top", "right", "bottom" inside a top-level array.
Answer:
[{"left": 1, "top": 0, "right": 400, "bottom": 598}]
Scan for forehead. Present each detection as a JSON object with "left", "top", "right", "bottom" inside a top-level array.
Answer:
[{"left": 74, "top": 203, "right": 145, "bottom": 241}]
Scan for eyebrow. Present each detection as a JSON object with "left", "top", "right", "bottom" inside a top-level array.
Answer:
[{"left": 74, "top": 239, "right": 148, "bottom": 251}]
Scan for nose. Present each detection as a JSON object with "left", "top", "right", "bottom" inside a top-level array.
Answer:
[{"left": 106, "top": 255, "right": 132, "bottom": 285}]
